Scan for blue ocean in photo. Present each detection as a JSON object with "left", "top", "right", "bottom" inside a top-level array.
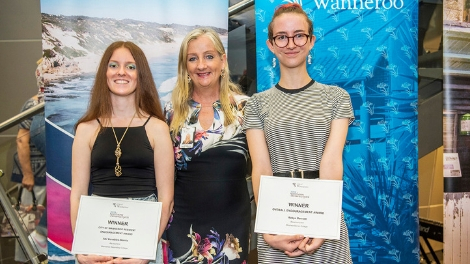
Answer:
[{"left": 45, "top": 52, "right": 178, "bottom": 135}]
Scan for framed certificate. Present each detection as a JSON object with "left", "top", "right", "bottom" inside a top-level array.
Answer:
[
  {"left": 72, "top": 195, "right": 162, "bottom": 259},
  {"left": 254, "top": 176, "right": 343, "bottom": 239}
]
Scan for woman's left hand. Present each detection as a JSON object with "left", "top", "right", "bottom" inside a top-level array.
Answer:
[{"left": 298, "top": 237, "right": 325, "bottom": 254}]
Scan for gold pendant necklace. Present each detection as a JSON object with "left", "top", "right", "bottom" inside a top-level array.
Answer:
[{"left": 111, "top": 113, "right": 136, "bottom": 177}]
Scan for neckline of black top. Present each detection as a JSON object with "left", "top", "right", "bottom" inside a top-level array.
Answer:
[{"left": 275, "top": 79, "right": 315, "bottom": 94}]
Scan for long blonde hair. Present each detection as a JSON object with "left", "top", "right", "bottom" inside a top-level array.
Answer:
[{"left": 169, "top": 28, "right": 242, "bottom": 136}]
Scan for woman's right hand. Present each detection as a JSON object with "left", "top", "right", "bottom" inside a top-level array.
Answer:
[
  {"left": 298, "top": 237, "right": 325, "bottom": 255},
  {"left": 76, "top": 254, "right": 113, "bottom": 264},
  {"left": 262, "top": 233, "right": 305, "bottom": 256}
]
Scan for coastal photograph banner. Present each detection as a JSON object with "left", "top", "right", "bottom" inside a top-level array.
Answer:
[
  {"left": 40, "top": 0, "right": 228, "bottom": 262},
  {"left": 256, "top": 0, "right": 419, "bottom": 263}
]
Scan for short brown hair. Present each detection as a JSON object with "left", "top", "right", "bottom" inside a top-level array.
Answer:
[{"left": 267, "top": 3, "right": 313, "bottom": 42}]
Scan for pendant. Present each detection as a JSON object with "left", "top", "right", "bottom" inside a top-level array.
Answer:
[
  {"left": 115, "top": 145, "right": 122, "bottom": 158},
  {"left": 111, "top": 113, "right": 135, "bottom": 178},
  {"left": 115, "top": 144, "right": 122, "bottom": 176},
  {"left": 115, "top": 163, "right": 122, "bottom": 177}
]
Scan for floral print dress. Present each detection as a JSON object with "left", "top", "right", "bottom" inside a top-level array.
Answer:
[{"left": 164, "top": 94, "right": 251, "bottom": 264}]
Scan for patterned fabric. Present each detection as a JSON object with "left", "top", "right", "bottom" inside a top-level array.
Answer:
[
  {"left": 164, "top": 94, "right": 251, "bottom": 264},
  {"left": 243, "top": 80, "right": 354, "bottom": 263},
  {"left": 11, "top": 97, "right": 46, "bottom": 186},
  {"left": 165, "top": 95, "right": 248, "bottom": 171}
]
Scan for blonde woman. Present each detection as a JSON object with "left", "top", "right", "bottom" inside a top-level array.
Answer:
[{"left": 164, "top": 28, "right": 250, "bottom": 264}]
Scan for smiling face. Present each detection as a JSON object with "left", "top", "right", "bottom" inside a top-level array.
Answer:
[
  {"left": 186, "top": 35, "right": 226, "bottom": 91},
  {"left": 267, "top": 13, "right": 315, "bottom": 69},
  {"left": 106, "top": 47, "right": 138, "bottom": 97}
]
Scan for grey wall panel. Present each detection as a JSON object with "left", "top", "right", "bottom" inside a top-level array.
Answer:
[
  {"left": 0, "top": 41, "right": 42, "bottom": 133},
  {"left": 0, "top": 2, "right": 43, "bottom": 237},
  {"left": 0, "top": 0, "right": 43, "bottom": 135},
  {"left": 0, "top": 0, "right": 41, "bottom": 40}
]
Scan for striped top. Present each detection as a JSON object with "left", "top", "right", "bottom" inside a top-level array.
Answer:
[
  {"left": 243, "top": 80, "right": 354, "bottom": 173},
  {"left": 243, "top": 80, "right": 354, "bottom": 263}
]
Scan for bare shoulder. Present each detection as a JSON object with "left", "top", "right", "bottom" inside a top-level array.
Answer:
[
  {"left": 146, "top": 117, "right": 170, "bottom": 134},
  {"left": 145, "top": 117, "right": 171, "bottom": 149},
  {"left": 75, "top": 120, "right": 100, "bottom": 140}
]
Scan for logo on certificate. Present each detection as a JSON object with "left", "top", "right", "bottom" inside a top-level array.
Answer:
[
  {"left": 292, "top": 183, "right": 307, "bottom": 188},
  {"left": 112, "top": 202, "right": 128, "bottom": 208}
]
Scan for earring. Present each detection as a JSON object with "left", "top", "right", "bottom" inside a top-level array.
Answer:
[
  {"left": 272, "top": 58, "right": 276, "bottom": 68},
  {"left": 308, "top": 54, "right": 312, "bottom": 65},
  {"left": 187, "top": 74, "right": 191, "bottom": 83},
  {"left": 221, "top": 69, "right": 225, "bottom": 78}
]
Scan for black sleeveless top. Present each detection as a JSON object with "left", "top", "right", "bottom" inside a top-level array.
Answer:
[{"left": 90, "top": 117, "right": 156, "bottom": 198}]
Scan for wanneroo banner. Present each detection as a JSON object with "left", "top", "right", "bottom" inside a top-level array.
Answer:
[
  {"left": 256, "top": 0, "right": 418, "bottom": 263},
  {"left": 40, "top": 0, "right": 228, "bottom": 262}
]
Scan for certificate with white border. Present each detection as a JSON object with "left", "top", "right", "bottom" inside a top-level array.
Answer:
[
  {"left": 72, "top": 195, "right": 162, "bottom": 259},
  {"left": 254, "top": 176, "right": 343, "bottom": 239}
]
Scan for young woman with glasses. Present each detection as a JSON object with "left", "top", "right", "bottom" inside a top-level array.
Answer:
[{"left": 243, "top": 3, "right": 354, "bottom": 263}]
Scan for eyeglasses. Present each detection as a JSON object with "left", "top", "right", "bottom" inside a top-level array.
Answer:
[{"left": 272, "top": 33, "right": 310, "bottom": 48}]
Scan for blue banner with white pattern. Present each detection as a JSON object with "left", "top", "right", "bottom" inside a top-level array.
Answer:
[{"left": 255, "top": 1, "right": 419, "bottom": 263}]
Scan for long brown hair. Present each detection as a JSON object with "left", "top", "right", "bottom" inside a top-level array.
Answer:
[
  {"left": 267, "top": 3, "right": 314, "bottom": 43},
  {"left": 169, "top": 28, "right": 242, "bottom": 136},
  {"left": 75, "top": 41, "right": 164, "bottom": 130}
]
